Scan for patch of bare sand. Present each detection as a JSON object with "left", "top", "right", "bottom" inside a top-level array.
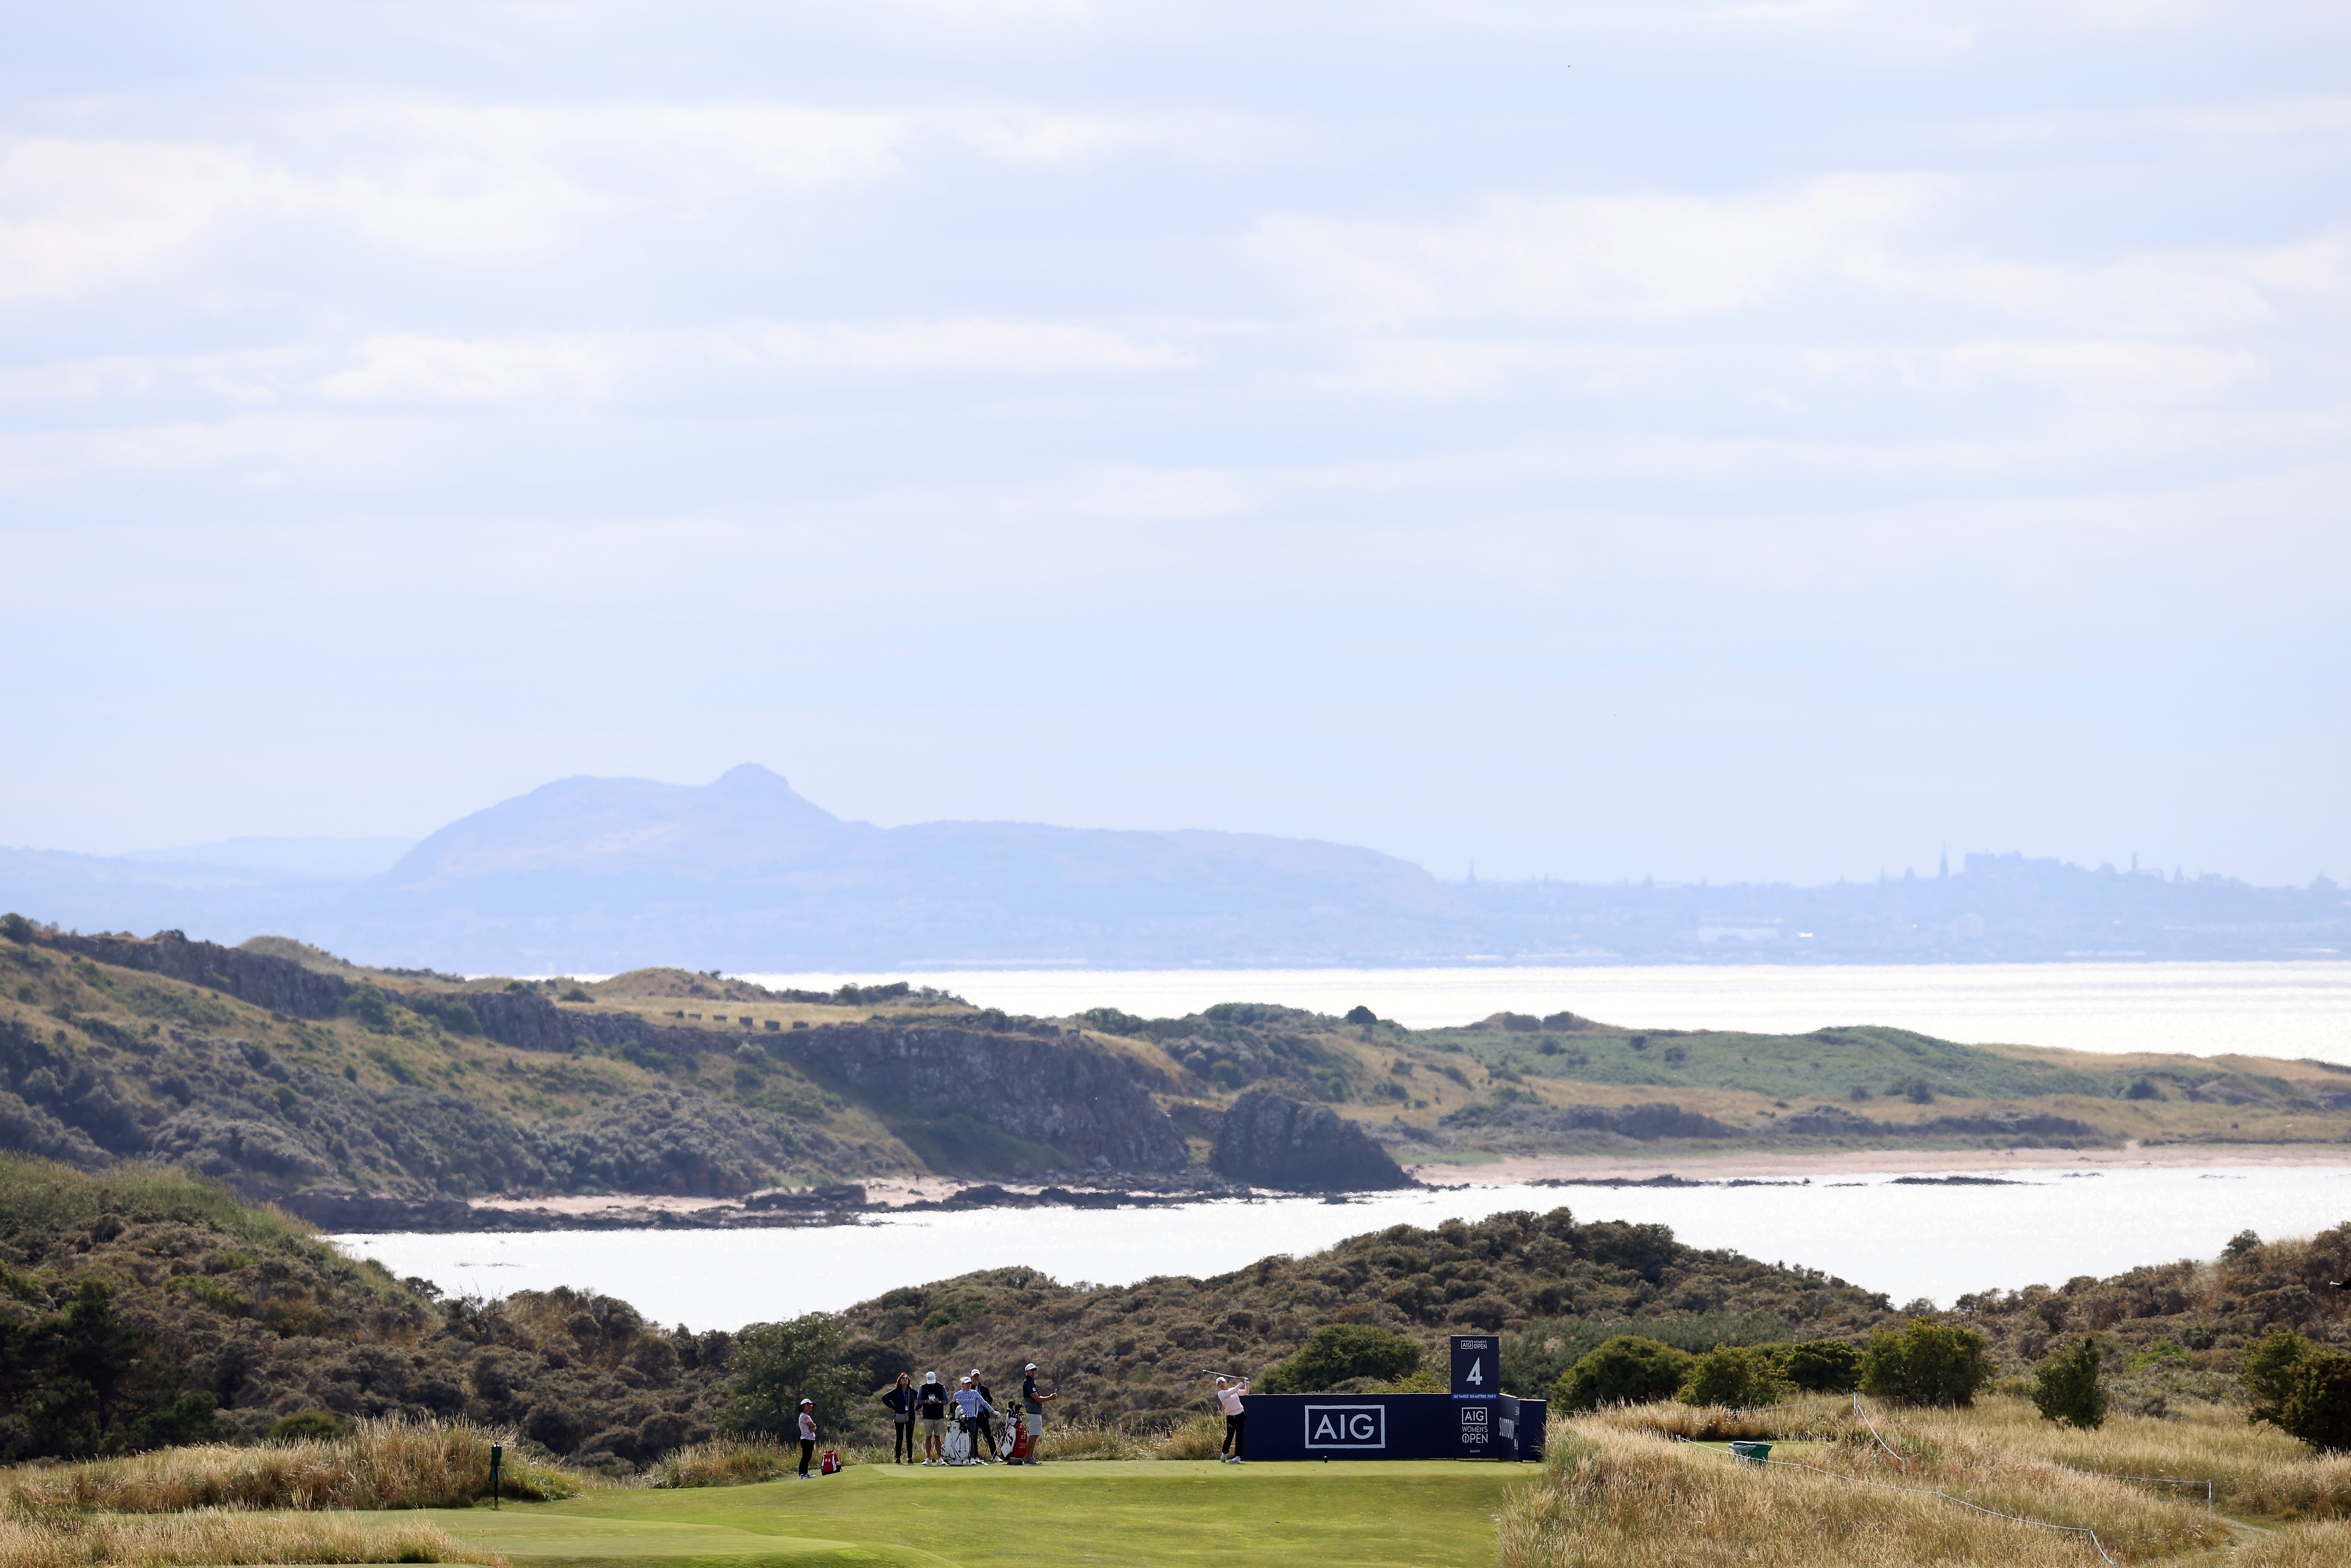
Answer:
[{"left": 1407, "top": 1141, "right": 2351, "bottom": 1185}]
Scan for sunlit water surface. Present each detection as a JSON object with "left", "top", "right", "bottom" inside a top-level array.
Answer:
[{"left": 339, "top": 1165, "right": 2351, "bottom": 1332}]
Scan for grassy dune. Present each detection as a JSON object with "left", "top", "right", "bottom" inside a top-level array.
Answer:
[
  {"left": 1508, "top": 1393, "right": 2351, "bottom": 1568},
  {"left": 3, "top": 1417, "right": 584, "bottom": 1514},
  {"left": 0, "top": 1507, "right": 503, "bottom": 1567}
]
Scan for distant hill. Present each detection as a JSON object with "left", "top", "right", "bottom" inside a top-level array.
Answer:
[
  {"left": 3, "top": 766, "right": 2342, "bottom": 969},
  {"left": 295, "top": 764, "right": 1468, "bottom": 973}
]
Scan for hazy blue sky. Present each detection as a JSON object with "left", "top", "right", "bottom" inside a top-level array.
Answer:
[{"left": 4, "top": 1, "right": 2345, "bottom": 885}]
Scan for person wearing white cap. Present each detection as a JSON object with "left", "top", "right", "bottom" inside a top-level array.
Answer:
[
  {"left": 796, "top": 1399, "right": 817, "bottom": 1479},
  {"left": 951, "top": 1376, "right": 995, "bottom": 1466},
  {"left": 1020, "top": 1362, "right": 1058, "bottom": 1461},
  {"left": 915, "top": 1371, "right": 950, "bottom": 1465},
  {"left": 967, "top": 1368, "right": 1001, "bottom": 1462},
  {"left": 1214, "top": 1375, "right": 1249, "bottom": 1463}
]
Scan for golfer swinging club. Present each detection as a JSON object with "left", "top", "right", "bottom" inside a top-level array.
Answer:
[{"left": 1214, "top": 1374, "right": 1250, "bottom": 1463}]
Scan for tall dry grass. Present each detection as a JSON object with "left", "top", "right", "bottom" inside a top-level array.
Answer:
[
  {"left": 646, "top": 1436, "right": 795, "bottom": 1488},
  {"left": 1574, "top": 1393, "right": 2351, "bottom": 1521},
  {"left": 2225, "top": 1519, "right": 2351, "bottom": 1568},
  {"left": 1583, "top": 1398, "right": 1866, "bottom": 1444},
  {"left": 1860, "top": 1396, "right": 2351, "bottom": 1521},
  {"left": 1501, "top": 1423, "right": 2232, "bottom": 1568},
  {"left": 0, "top": 1506, "right": 506, "bottom": 1566},
  {"left": 1, "top": 1417, "right": 585, "bottom": 1513}
]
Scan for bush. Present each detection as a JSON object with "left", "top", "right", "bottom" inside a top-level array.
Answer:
[
  {"left": 1858, "top": 1320, "right": 1993, "bottom": 1407},
  {"left": 0, "top": 912, "right": 33, "bottom": 944},
  {"left": 1679, "top": 1345, "right": 1787, "bottom": 1409},
  {"left": 268, "top": 1411, "right": 349, "bottom": 1443},
  {"left": 1553, "top": 1336, "right": 1697, "bottom": 1411},
  {"left": 1258, "top": 1324, "right": 1422, "bottom": 1393},
  {"left": 2244, "top": 1329, "right": 2351, "bottom": 1453},
  {"left": 1344, "top": 1006, "right": 1378, "bottom": 1025},
  {"left": 722, "top": 1313, "right": 858, "bottom": 1440},
  {"left": 1772, "top": 1339, "right": 1863, "bottom": 1393},
  {"left": 2030, "top": 1336, "right": 2108, "bottom": 1429}
]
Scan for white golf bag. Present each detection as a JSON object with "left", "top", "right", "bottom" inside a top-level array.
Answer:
[{"left": 944, "top": 1417, "right": 974, "bottom": 1466}]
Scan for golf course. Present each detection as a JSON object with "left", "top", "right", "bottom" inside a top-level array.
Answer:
[{"left": 362, "top": 1459, "right": 1527, "bottom": 1568}]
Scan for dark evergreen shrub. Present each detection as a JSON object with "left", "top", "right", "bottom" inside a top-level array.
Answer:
[
  {"left": 1552, "top": 1335, "right": 1697, "bottom": 1410},
  {"left": 1258, "top": 1324, "right": 1422, "bottom": 1392},
  {"left": 2031, "top": 1336, "right": 2108, "bottom": 1429},
  {"left": 1859, "top": 1320, "right": 1993, "bottom": 1406}
]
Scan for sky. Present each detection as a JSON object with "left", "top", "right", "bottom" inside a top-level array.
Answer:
[{"left": 3, "top": 0, "right": 2346, "bottom": 886}]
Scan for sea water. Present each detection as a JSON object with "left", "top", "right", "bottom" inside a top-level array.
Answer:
[
  {"left": 738, "top": 960, "right": 2351, "bottom": 1064},
  {"left": 338, "top": 1164, "right": 2351, "bottom": 1332}
]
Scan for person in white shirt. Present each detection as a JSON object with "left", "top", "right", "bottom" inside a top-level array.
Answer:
[
  {"left": 1215, "top": 1376, "right": 1249, "bottom": 1463},
  {"left": 796, "top": 1399, "right": 818, "bottom": 1478}
]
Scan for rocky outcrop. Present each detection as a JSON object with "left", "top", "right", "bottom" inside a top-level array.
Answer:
[
  {"left": 771, "top": 1024, "right": 1187, "bottom": 1171},
  {"left": 39, "top": 929, "right": 348, "bottom": 1018},
  {"left": 1211, "top": 1091, "right": 1413, "bottom": 1191}
]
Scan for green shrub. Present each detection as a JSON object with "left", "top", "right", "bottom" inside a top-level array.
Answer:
[
  {"left": 2030, "top": 1336, "right": 2108, "bottom": 1429},
  {"left": 267, "top": 1410, "right": 349, "bottom": 1443},
  {"left": 1258, "top": 1325, "right": 1422, "bottom": 1393},
  {"left": 1552, "top": 1336, "right": 1696, "bottom": 1410},
  {"left": 0, "top": 912, "right": 34, "bottom": 944},
  {"left": 2243, "top": 1328, "right": 2351, "bottom": 1452},
  {"left": 1679, "top": 1345, "right": 1788, "bottom": 1409},
  {"left": 1771, "top": 1339, "right": 1863, "bottom": 1393},
  {"left": 722, "top": 1313, "right": 858, "bottom": 1440},
  {"left": 344, "top": 983, "right": 396, "bottom": 1031},
  {"left": 1858, "top": 1320, "right": 1993, "bottom": 1407}
]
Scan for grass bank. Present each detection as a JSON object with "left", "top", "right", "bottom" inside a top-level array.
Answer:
[{"left": 2, "top": 1418, "right": 587, "bottom": 1512}]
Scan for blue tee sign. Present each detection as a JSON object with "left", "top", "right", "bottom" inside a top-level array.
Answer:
[{"left": 1451, "top": 1334, "right": 1497, "bottom": 1399}]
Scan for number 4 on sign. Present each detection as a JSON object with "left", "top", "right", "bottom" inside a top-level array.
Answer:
[{"left": 1466, "top": 1359, "right": 1482, "bottom": 1385}]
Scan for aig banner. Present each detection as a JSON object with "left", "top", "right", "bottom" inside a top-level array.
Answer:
[{"left": 1240, "top": 1393, "right": 1545, "bottom": 1462}]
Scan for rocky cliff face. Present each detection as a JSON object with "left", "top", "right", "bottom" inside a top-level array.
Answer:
[
  {"left": 42, "top": 930, "right": 347, "bottom": 1019},
  {"left": 772, "top": 1024, "right": 1188, "bottom": 1172},
  {"left": 16, "top": 928, "right": 1189, "bottom": 1186},
  {"left": 1211, "top": 1090, "right": 1412, "bottom": 1191}
]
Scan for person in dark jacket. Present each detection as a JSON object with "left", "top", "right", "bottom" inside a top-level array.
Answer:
[
  {"left": 915, "top": 1371, "right": 951, "bottom": 1466},
  {"left": 880, "top": 1372, "right": 916, "bottom": 1463}
]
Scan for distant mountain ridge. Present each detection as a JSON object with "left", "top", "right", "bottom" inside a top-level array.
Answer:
[
  {"left": 324, "top": 764, "right": 1460, "bottom": 970},
  {"left": 3, "top": 765, "right": 2344, "bottom": 971}
]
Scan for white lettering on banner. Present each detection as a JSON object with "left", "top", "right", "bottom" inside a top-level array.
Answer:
[
  {"left": 1461, "top": 1405, "right": 1489, "bottom": 1446},
  {"left": 1465, "top": 1358, "right": 1483, "bottom": 1386},
  {"left": 1303, "top": 1405, "right": 1387, "bottom": 1450}
]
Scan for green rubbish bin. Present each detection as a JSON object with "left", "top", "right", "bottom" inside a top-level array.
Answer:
[{"left": 1729, "top": 1442, "right": 1772, "bottom": 1466}]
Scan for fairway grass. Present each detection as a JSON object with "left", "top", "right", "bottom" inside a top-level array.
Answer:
[{"left": 376, "top": 1459, "right": 1531, "bottom": 1568}]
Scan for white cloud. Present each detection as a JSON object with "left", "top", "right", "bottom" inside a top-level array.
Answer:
[
  {"left": 316, "top": 334, "right": 636, "bottom": 402},
  {"left": 312, "top": 320, "right": 1191, "bottom": 402},
  {"left": 752, "top": 319, "right": 1189, "bottom": 372},
  {"left": 1338, "top": 339, "right": 1676, "bottom": 398},
  {"left": 1255, "top": 177, "right": 1926, "bottom": 325},
  {"left": 0, "top": 138, "right": 287, "bottom": 300}
]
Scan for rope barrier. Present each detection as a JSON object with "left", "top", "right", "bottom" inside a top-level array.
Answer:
[
  {"left": 1850, "top": 1392, "right": 1913, "bottom": 1470},
  {"left": 1680, "top": 1439, "right": 2119, "bottom": 1567}
]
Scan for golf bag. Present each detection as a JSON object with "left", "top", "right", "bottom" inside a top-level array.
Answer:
[
  {"left": 819, "top": 1451, "right": 840, "bottom": 1475},
  {"left": 1003, "top": 1411, "right": 1035, "bottom": 1464},
  {"left": 944, "top": 1418, "right": 974, "bottom": 1466}
]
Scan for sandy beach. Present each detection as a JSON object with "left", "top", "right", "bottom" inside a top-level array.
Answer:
[{"left": 1406, "top": 1141, "right": 2351, "bottom": 1186}]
